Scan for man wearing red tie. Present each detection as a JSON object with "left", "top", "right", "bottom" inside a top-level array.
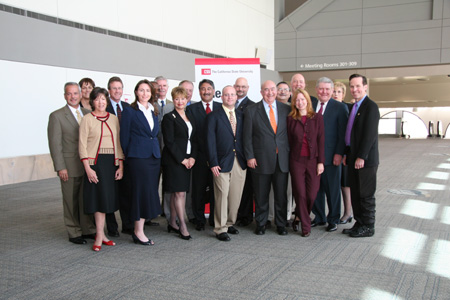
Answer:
[
  {"left": 186, "top": 79, "right": 221, "bottom": 231},
  {"left": 206, "top": 86, "right": 247, "bottom": 241}
]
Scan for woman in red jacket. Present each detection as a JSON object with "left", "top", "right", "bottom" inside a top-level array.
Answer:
[{"left": 287, "top": 89, "right": 325, "bottom": 237}]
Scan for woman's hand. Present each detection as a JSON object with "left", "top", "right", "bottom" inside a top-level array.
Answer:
[
  {"left": 317, "top": 163, "right": 324, "bottom": 176},
  {"left": 188, "top": 158, "right": 195, "bottom": 168},
  {"left": 115, "top": 168, "right": 123, "bottom": 180},
  {"left": 86, "top": 167, "right": 99, "bottom": 184}
]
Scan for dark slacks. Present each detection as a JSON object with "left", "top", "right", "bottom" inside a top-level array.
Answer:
[
  {"left": 252, "top": 157, "right": 288, "bottom": 228},
  {"left": 237, "top": 171, "right": 254, "bottom": 222},
  {"left": 290, "top": 156, "right": 320, "bottom": 234},
  {"left": 191, "top": 158, "right": 214, "bottom": 225},
  {"left": 348, "top": 165, "right": 377, "bottom": 227},
  {"left": 312, "top": 164, "right": 342, "bottom": 225},
  {"left": 118, "top": 162, "right": 133, "bottom": 231}
]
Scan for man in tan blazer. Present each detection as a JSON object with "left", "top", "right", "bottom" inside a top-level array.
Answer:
[{"left": 48, "top": 82, "right": 96, "bottom": 244}]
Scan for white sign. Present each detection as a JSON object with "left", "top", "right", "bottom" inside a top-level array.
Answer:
[{"left": 194, "top": 58, "right": 261, "bottom": 102}]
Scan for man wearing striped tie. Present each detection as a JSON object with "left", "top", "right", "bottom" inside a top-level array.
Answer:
[{"left": 206, "top": 86, "right": 247, "bottom": 241}]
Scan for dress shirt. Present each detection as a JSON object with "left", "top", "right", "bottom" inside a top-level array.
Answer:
[
  {"left": 222, "top": 105, "right": 236, "bottom": 123},
  {"left": 137, "top": 101, "right": 154, "bottom": 130},
  {"left": 345, "top": 95, "right": 367, "bottom": 146},
  {"left": 202, "top": 101, "right": 214, "bottom": 112},
  {"left": 186, "top": 121, "right": 193, "bottom": 154},
  {"left": 158, "top": 98, "right": 168, "bottom": 107},
  {"left": 110, "top": 99, "right": 123, "bottom": 116},
  {"left": 68, "top": 104, "right": 84, "bottom": 121},
  {"left": 315, "top": 100, "right": 330, "bottom": 114},
  {"left": 236, "top": 97, "right": 245, "bottom": 108},
  {"left": 262, "top": 101, "right": 278, "bottom": 124}
]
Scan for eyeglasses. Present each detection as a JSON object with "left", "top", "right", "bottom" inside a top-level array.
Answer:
[{"left": 278, "top": 88, "right": 290, "bottom": 92}]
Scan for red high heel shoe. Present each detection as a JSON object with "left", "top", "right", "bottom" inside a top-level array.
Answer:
[
  {"left": 92, "top": 244, "right": 101, "bottom": 251},
  {"left": 102, "top": 240, "right": 115, "bottom": 246}
]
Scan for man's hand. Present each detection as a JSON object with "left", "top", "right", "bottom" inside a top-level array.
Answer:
[
  {"left": 333, "top": 154, "right": 343, "bottom": 166},
  {"left": 247, "top": 158, "right": 257, "bottom": 169},
  {"left": 355, "top": 158, "right": 365, "bottom": 169},
  {"left": 58, "top": 169, "right": 69, "bottom": 182},
  {"left": 211, "top": 166, "right": 221, "bottom": 177}
]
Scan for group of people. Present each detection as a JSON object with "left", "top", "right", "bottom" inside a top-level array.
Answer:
[{"left": 47, "top": 72, "right": 379, "bottom": 251}]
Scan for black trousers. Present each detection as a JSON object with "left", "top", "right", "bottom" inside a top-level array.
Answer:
[
  {"left": 106, "top": 163, "right": 133, "bottom": 232},
  {"left": 191, "top": 159, "right": 214, "bottom": 225},
  {"left": 348, "top": 165, "right": 378, "bottom": 227},
  {"left": 312, "top": 164, "right": 342, "bottom": 225},
  {"left": 237, "top": 171, "right": 254, "bottom": 222},
  {"left": 251, "top": 159, "right": 288, "bottom": 228}
]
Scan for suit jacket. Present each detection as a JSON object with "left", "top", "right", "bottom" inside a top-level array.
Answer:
[
  {"left": 161, "top": 109, "right": 198, "bottom": 166},
  {"left": 287, "top": 114, "right": 325, "bottom": 163},
  {"left": 236, "top": 96, "right": 255, "bottom": 115},
  {"left": 243, "top": 100, "right": 290, "bottom": 174},
  {"left": 186, "top": 101, "right": 222, "bottom": 157},
  {"left": 206, "top": 106, "right": 246, "bottom": 173},
  {"left": 346, "top": 96, "right": 380, "bottom": 167},
  {"left": 48, "top": 105, "right": 89, "bottom": 177},
  {"left": 120, "top": 106, "right": 161, "bottom": 159},
  {"left": 106, "top": 100, "right": 130, "bottom": 116},
  {"left": 156, "top": 100, "right": 174, "bottom": 124},
  {"left": 313, "top": 99, "right": 348, "bottom": 165}
]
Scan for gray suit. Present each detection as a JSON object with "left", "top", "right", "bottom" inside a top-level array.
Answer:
[
  {"left": 243, "top": 100, "right": 290, "bottom": 228},
  {"left": 48, "top": 105, "right": 95, "bottom": 238}
]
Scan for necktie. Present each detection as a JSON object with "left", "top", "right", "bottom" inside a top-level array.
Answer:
[
  {"left": 345, "top": 103, "right": 358, "bottom": 146},
  {"left": 206, "top": 103, "right": 211, "bottom": 114},
  {"left": 76, "top": 110, "right": 82, "bottom": 125},
  {"left": 229, "top": 111, "right": 236, "bottom": 136},
  {"left": 235, "top": 101, "right": 239, "bottom": 109},
  {"left": 269, "top": 104, "right": 277, "bottom": 133},
  {"left": 318, "top": 102, "right": 324, "bottom": 115},
  {"left": 117, "top": 104, "right": 122, "bottom": 122},
  {"left": 161, "top": 100, "right": 165, "bottom": 107}
]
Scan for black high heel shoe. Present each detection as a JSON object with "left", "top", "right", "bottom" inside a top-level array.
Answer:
[
  {"left": 292, "top": 219, "right": 300, "bottom": 232},
  {"left": 168, "top": 224, "right": 180, "bottom": 234},
  {"left": 179, "top": 232, "right": 192, "bottom": 240},
  {"left": 339, "top": 216, "right": 353, "bottom": 224},
  {"left": 132, "top": 233, "right": 154, "bottom": 246}
]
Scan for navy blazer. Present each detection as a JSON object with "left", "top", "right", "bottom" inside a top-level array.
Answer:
[
  {"left": 287, "top": 114, "right": 325, "bottom": 163},
  {"left": 161, "top": 109, "right": 197, "bottom": 165},
  {"left": 314, "top": 99, "right": 348, "bottom": 165},
  {"left": 106, "top": 100, "right": 130, "bottom": 115},
  {"left": 206, "top": 107, "right": 246, "bottom": 173},
  {"left": 120, "top": 105, "right": 161, "bottom": 159},
  {"left": 346, "top": 96, "right": 380, "bottom": 167}
]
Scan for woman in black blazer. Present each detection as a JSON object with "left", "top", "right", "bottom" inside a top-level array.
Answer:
[
  {"left": 287, "top": 89, "right": 325, "bottom": 237},
  {"left": 162, "top": 87, "right": 197, "bottom": 240},
  {"left": 120, "top": 79, "right": 161, "bottom": 246}
]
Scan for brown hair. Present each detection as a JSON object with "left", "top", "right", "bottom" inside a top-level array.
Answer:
[
  {"left": 289, "top": 88, "right": 315, "bottom": 120},
  {"left": 89, "top": 87, "right": 110, "bottom": 111}
]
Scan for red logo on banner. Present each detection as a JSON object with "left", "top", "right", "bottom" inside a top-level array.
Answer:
[{"left": 202, "top": 68, "right": 211, "bottom": 75}]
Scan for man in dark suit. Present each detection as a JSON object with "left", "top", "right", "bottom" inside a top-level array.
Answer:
[
  {"left": 233, "top": 77, "right": 256, "bottom": 227},
  {"left": 243, "top": 80, "right": 290, "bottom": 236},
  {"left": 311, "top": 77, "right": 349, "bottom": 232},
  {"left": 186, "top": 79, "right": 221, "bottom": 231},
  {"left": 207, "top": 86, "right": 247, "bottom": 241},
  {"left": 48, "top": 82, "right": 96, "bottom": 244},
  {"left": 105, "top": 76, "right": 132, "bottom": 236},
  {"left": 343, "top": 74, "right": 380, "bottom": 238}
]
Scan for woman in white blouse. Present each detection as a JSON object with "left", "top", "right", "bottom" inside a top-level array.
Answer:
[{"left": 120, "top": 79, "right": 161, "bottom": 246}]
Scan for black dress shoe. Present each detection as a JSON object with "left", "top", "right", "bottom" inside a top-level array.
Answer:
[
  {"left": 343, "top": 223, "right": 360, "bottom": 234},
  {"left": 326, "top": 224, "right": 337, "bottom": 232},
  {"left": 237, "top": 218, "right": 251, "bottom": 227},
  {"left": 121, "top": 228, "right": 134, "bottom": 235},
  {"left": 227, "top": 226, "right": 239, "bottom": 234},
  {"left": 69, "top": 236, "right": 87, "bottom": 244},
  {"left": 277, "top": 226, "right": 288, "bottom": 235},
  {"left": 254, "top": 226, "right": 265, "bottom": 235},
  {"left": 292, "top": 219, "right": 300, "bottom": 232},
  {"left": 350, "top": 226, "right": 374, "bottom": 238},
  {"left": 82, "top": 234, "right": 96, "bottom": 240},
  {"left": 195, "top": 223, "right": 205, "bottom": 231},
  {"left": 216, "top": 232, "right": 231, "bottom": 241},
  {"left": 311, "top": 220, "right": 326, "bottom": 227},
  {"left": 188, "top": 218, "right": 197, "bottom": 225},
  {"left": 108, "top": 230, "right": 120, "bottom": 237},
  {"left": 144, "top": 220, "right": 160, "bottom": 226}
]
